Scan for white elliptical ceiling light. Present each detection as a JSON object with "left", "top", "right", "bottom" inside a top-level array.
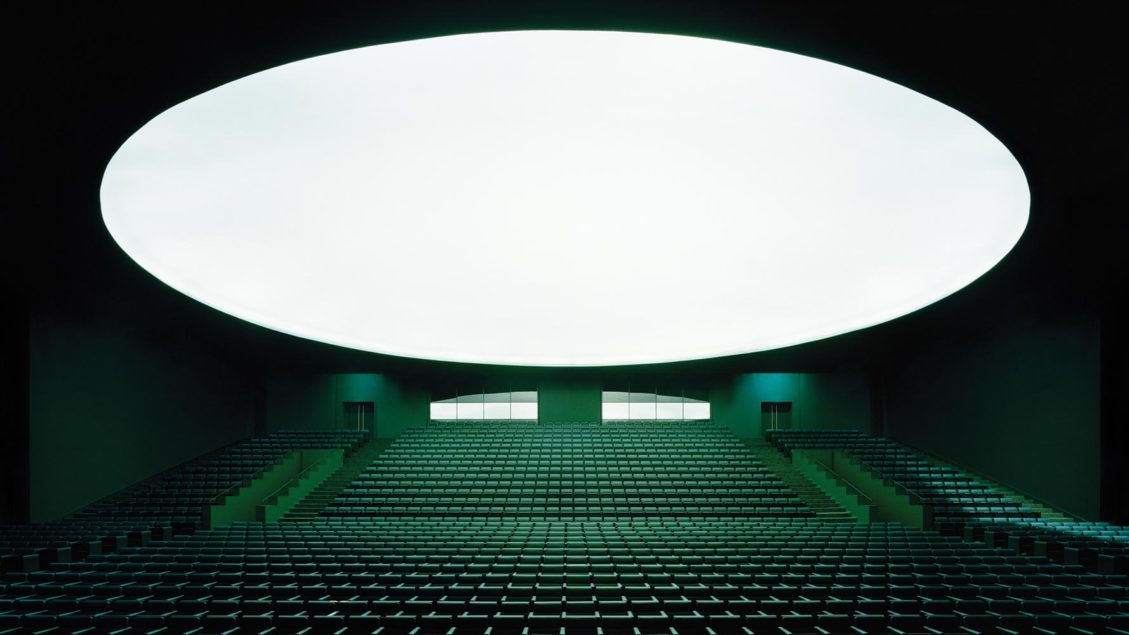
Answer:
[{"left": 101, "top": 30, "right": 1029, "bottom": 366}]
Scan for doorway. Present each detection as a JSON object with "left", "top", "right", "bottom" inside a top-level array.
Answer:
[
  {"left": 343, "top": 401, "right": 374, "bottom": 433},
  {"left": 761, "top": 401, "right": 792, "bottom": 438}
]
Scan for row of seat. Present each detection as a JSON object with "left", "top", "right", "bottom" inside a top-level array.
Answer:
[
  {"left": 766, "top": 431, "right": 1038, "bottom": 529},
  {"left": 329, "top": 423, "right": 809, "bottom": 519},
  {"left": 965, "top": 518, "right": 1129, "bottom": 574},
  {"left": 3, "top": 422, "right": 1126, "bottom": 634},
  {"left": 0, "top": 431, "right": 368, "bottom": 573},
  {"left": 2, "top": 518, "right": 1127, "bottom": 634},
  {"left": 72, "top": 430, "right": 368, "bottom": 526},
  {"left": 765, "top": 430, "right": 1129, "bottom": 575}
]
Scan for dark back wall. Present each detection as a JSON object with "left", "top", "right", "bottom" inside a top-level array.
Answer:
[
  {"left": 711, "top": 369, "right": 871, "bottom": 439},
  {"left": 265, "top": 373, "right": 428, "bottom": 438},
  {"left": 883, "top": 313, "right": 1101, "bottom": 520},
  {"left": 29, "top": 310, "right": 256, "bottom": 522},
  {"left": 264, "top": 369, "right": 870, "bottom": 438}
]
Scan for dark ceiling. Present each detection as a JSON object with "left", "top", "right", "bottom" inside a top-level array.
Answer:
[{"left": 5, "top": 1, "right": 1127, "bottom": 380}]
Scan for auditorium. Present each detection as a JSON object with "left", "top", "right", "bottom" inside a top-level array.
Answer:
[{"left": 3, "top": 2, "right": 1127, "bottom": 633}]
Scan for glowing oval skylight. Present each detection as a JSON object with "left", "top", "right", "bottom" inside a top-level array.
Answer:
[{"left": 101, "top": 30, "right": 1029, "bottom": 366}]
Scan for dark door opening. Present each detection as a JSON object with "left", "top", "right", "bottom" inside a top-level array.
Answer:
[
  {"left": 344, "top": 401, "right": 374, "bottom": 433},
  {"left": 761, "top": 401, "right": 793, "bottom": 438}
]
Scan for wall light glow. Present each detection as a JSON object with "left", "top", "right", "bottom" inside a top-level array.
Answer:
[{"left": 101, "top": 30, "right": 1029, "bottom": 366}]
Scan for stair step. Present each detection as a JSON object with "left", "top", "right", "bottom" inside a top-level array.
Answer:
[
  {"left": 281, "top": 437, "right": 394, "bottom": 522},
  {"left": 743, "top": 440, "right": 860, "bottom": 524}
]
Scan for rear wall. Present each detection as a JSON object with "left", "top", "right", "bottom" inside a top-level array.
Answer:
[
  {"left": 29, "top": 313, "right": 254, "bottom": 521},
  {"left": 883, "top": 314, "right": 1101, "bottom": 519},
  {"left": 710, "top": 369, "right": 871, "bottom": 438},
  {"left": 265, "top": 373, "right": 429, "bottom": 438}
]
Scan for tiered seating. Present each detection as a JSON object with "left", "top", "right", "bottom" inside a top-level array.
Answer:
[
  {"left": 969, "top": 519, "right": 1129, "bottom": 574},
  {"left": 0, "top": 431, "right": 366, "bottom": 573},
  {"left": 768, "top": 431, "right": 1039, "bottom": 530},
  {"left": 768, "top": 430, "right": 875, "bottom": 456},
  {"left": 326, "top": 422, "right": 809, "bottom": 518},
  {"left": 2, "top": 517, "right": 1127, "bottom": 634},
  {"left": 0, "top": 523, "right": 165, "bottom": 576},
  {"left": 3, "top": 423, "right": 1128, "bottom": 632},
  {"left": 766, "top": 431, "right": 1129, "bottom": 575},
  {"left": 851, "top": 448, "right": 1038, "bottom": 529},
  {"left": 70, "top": 430, "right": 368, "bottom": 529}
]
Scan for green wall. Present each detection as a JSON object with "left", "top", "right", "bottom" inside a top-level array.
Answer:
[
  {"left": 263, "top": 374, "right": 336, "bottom": 431},
  {"left": 266, "top": 370, "right": 868, "bottom": 439},
  {"left": 265, "top": 373, "right": 428, "bottom": 438},
  {"left": 538, "top": 379, "right": 602, "bottom": 423},
  {"left": 29, "top": 316, "right": 253, "bottom": 522},
  {"left": 709, "top": 369, "right": 870, "bottom": 438},
  {"left": 884, "top": 315, "right": 1101, "bottom": 519}
]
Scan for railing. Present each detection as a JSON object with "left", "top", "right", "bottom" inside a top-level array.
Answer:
[
  {"left": 262, "top": 457, "right": 326, "bottom": 505},
  {"left": 806, "top": 453, "right": 872, "bottom": 505},
  {"left": 204, "top": 451, "right": 336, "bottom": 528},
  {"left": 208, "top": 475, "right": 255, "bottom": 505},
  {"left": 844, "top": 453, "right": 922, "bottom": 505}
]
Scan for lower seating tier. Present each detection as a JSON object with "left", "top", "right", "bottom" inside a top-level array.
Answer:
[
  {"left": 767, "top": 430, "right": 1042, "bottom": 529},
  {"left": 2, "top": 517, "right": 1127, "bottom": 634},
  {"left": 964, "top": 519, "right": 1129, "bottom": 574},
  {"left": 0, "top": 430, "right": 369, "bottom": 573}
]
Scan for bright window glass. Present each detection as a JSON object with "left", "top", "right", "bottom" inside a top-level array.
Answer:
[
  {"left": 602, "top": 402, "right": 629, "bottom": 420},
  {"left": 430, "top": 403, "right": 457, "bottom": 420},
  {"left": 456, "top": 401, "right": 485, "bottom": 420},
  {"left": 603, "top": 392, "right": 710, "bottom": 421},
  {"left": 483, "top": 402, "right": 511, "bottom": 419},
  {"left": 683, "top": 402, "right": 711, "bottom": 420},
  {"left": 510, "top": 402, "right": 538, "bottom": 420},
  {"left": 431, "top": 392, "right": 538, "bottom": 421}
]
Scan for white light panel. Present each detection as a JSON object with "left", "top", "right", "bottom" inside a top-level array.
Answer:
[{"left": 100, "top": 30, "right": 1029, "bottom": 366}]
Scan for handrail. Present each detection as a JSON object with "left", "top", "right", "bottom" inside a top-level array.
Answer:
[
  {"left": 847, "top": 454, "right": 923, "bottom": 505},
  {"left": 209, "top": 475, "right": 254, "bottom": 504},
  {"left": 208, "top": 451, "right": 319, "bottom": 505},
  {"left": 262, "top": 455, "right": 328, "bottom": 505},
  {"left": 804, "top": 453, "right": 873, "bottom": 505}
]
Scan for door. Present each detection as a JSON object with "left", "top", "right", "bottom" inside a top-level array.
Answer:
[
  {"left": 343, "top": 401, "right": 375, "bottom": 433},
  {"left": 761, "top": 401, "right": 792, "bottom": 438}
]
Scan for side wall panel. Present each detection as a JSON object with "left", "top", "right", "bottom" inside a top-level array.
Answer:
[
  {"left": 884, "top": 315, "right": 1101, "bottom": 519},
  {"left": 30, "top": 316, "right": 253, "bottom": 522},
  {"left": 538, "top": 379, "right": 603, "bottom": 423}
]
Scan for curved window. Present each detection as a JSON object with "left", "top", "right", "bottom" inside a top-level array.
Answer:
[
  {"left": 430, "top": 391, "right": 538, "bottom": 421},
  {"left": 602, "top": 391, "right": 710, "bottom": 421}
]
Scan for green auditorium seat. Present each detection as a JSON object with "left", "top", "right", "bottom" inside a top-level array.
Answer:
[{"left": 1, "top": 424, "right": 1127, "bottom": 633}]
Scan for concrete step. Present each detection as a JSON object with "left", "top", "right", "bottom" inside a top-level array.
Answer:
[
  {"left": 744, "top": 440, "right": 859, "bottom": 524},
  {"left": 281, "top": 437, "right": 395, "bottom": 522}
]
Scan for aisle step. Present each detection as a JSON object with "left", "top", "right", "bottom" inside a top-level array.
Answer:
[
  {"left": 281, "top": 437, "right": 395, "bottom": 522},
  {"left": 743, "top": 441, "right": 858, "bottom": 524}
]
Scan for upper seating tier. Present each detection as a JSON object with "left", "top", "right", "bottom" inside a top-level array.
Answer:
[{"left": 326, "top": 422, "right": 811, "bottom": 519}]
